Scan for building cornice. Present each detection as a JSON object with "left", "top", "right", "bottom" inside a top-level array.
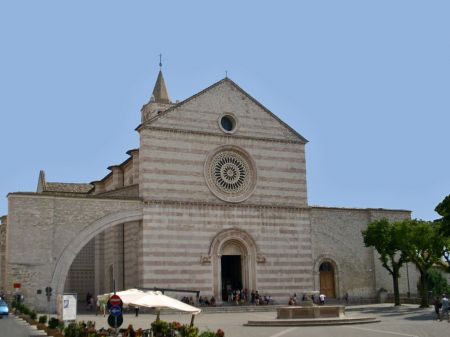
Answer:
[
  {"left": 7, "top": 192, "right": 141, "bottom": 203},
  {"left": 138, "top": 125, "right": 306, "bottom": 145},
  {"left": 143, "top": 199, "right": 309, "bottom": 211},
  {"left": 310, "top": 205, "right": 411, "bottom": 213}
]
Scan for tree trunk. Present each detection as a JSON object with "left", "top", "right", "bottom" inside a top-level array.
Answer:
[
  {"left": 392, "top": 268, "right": 401, "bottom": 306},
  {"left": 419, "top": 271, "right": 429, "bottom": 308}
]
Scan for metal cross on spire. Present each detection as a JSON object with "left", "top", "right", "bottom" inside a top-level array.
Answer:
[{"left": 159, "top": 54, "right": 162, "bottom": 69}]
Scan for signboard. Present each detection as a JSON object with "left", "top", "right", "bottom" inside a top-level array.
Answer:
[
  {"left": 13, "top": 283, "right": 21, "bottom": 289},
  {"left": 108, "top": 314, "right": 123, "bottom": 328},
  {"left": 109, "top": 294, "right": 122, "bottom": 306},
  {"left": 110, "top": 305, "right": 122, "bottom": 317},
  {"left": 57, "top": 294, "right": 77, "bottom": 321}
]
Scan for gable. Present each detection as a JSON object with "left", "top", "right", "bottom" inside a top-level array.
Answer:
[{"left": 142, "top": 79, "right": 307, "bottom": 143}]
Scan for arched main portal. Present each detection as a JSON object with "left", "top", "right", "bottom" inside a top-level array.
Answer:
[
  {"left": 208, "top": 228, "right": 258, "bottom": 302},
  {"left": 319, "top": 261, "right": 336, "bottom": 298},
  {"left": 220, "top": 240, "right": 245, "bottom": 301}
]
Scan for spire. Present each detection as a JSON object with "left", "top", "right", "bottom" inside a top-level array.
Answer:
[{"left": 150, "top": 55, "right": 170, "bottom": 104}]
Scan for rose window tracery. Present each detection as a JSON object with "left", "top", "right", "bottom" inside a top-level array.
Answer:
[{"left": 205, "top": 146, "right": 256, "bottom": 203}]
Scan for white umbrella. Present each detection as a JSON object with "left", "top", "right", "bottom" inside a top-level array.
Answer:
[
  {"left": 130, "top": 291, "right": 201, "bottom": 313},
  {"left": 98, "top": 288, "right": 146, "bottom": 307},
  {"left": 129, "top": 291, "right": 201, "bottom": 326}
]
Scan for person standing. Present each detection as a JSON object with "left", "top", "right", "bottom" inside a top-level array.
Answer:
[
  {"left": 433, "top": 296, "right": 441, "bottom": 321},
  {"left": 441, "top": 294, "right": 449, "bottom": 322},
  {"left": 319, "top": 293, "right": 326, "bottom": 305}
]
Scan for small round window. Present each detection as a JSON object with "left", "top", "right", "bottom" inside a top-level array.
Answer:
[{"left": 218, "top": 114, "right": 237, "bottom": 134}]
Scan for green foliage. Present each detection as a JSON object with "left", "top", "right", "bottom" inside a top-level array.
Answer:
[
  {"left": 38, "top": 315, "right": 47, "bottom": 324},
  {"left": 151, "top": 319, "right": 223, "bottom": 337},
  {"left": 199, "top": 330, "right": 225, "bottom": 337},
  {"left": 64, "top": 321, "right": 84, "bottom": 337},
  {"left": 48, "top": 317, "right": 59, "bottom": 329},
  {"left": 30, "top": 310, "right": 37, "bottom": 320},
  {"left": 435, "top": 194, "right": 450, "bottom": 267},
  {"left": 58, "top": 319, "right": 65, "bottom": 330},
  {"left": 151, "top": 320, "right": 170, "bottom": 335},
  {"left": 178, "top": 324, "right": 199, "bottom": 337},
  {"left": 426, "top": 268, "right": 450, "bottom": 296},
  {"left": 400, "top": 219, "right": 449, "bottom": 307},
  {"left": 362, "top": 218, "right": 409, "bottom": 305},
  {"left": 11, "top": 300, "right": 33, "bottom": 318},
  {"left": 435, "top": 194, "right": 450, "bottom": 219}
]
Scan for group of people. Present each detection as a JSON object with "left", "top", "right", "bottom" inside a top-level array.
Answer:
[
  {"left": 225, "top": 288, "right": 272, "bottom": 305},
  {"left": 288, "top": 293, "right": 326, "bottom": 305},
  {"left": 181, "top": 296, "right": 195, "bottom": 305},
  {"left": 199, "top": 296, "right": 216, "bottom": 306},
  {"left": 433, "top": 294, "right": 449, "bottom": 322}
]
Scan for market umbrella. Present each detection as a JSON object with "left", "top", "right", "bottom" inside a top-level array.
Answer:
[
  {"left": 129, "top": 291, "right": 201, "bottom": 326},
  {"left": 97, "top": 288, "right": 146, "bottom": 307}
]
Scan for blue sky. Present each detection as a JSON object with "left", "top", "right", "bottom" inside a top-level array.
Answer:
[{"left": 0, "top": 1, "right": 449, "bottom": 220}]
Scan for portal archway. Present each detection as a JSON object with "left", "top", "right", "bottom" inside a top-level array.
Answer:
[
  {"left": 313, "top": 256, "right": 340, "bottom": 299},
  {"left": 50, "top": 209, "right": 143, "bottom": 308},
  {"left": 319, "top": 261, "right": 335, "bottom": 297},
  {"left": 208, "top": 228, "right": 258, "bottom": 302}
]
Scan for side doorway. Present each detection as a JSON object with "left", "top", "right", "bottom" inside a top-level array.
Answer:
[{"left": 319, "top": 261, "right": 336, "bottom": 297}]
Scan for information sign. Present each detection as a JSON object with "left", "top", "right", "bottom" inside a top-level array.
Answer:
[{"left": 110, "top": 305, "right": 122, "bottom": 317}]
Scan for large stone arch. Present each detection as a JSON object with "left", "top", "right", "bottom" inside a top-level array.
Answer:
[
  {"left": 208, "top": 228, "right": 259, "bottom": 301},
  {"left": 50, "top": 208, "right": 143, "bottom": 309}
]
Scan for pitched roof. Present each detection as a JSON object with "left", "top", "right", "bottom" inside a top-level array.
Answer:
[
  {"left": 36, "top": 170, "right": 93, "bottom": 194},
  {"left": 44, "top": 182, "right": 93, "bottom": 194},
  {"left": 139, "top": 77, "right": 308, "bottom": 143}
]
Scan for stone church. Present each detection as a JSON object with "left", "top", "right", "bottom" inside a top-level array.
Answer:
[{"left": 0, "top": 69, "right": 415, "bottom": 311}]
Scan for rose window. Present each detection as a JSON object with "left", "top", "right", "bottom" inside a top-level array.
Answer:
[
  {"left": 205, "top": 147, "right": 256, "bottom": 203},
  {"left": 212, "top": 152, "right": 248, "bottom": 192}
]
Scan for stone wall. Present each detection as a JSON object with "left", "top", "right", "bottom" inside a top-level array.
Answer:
[
  {"left": 64, "top": 238, "right": 95, "bottom": 301},
  {"left": 141, "top": 201, "right": 313, "bottom": 303},
  {"left": 0, "top": 216, "right": 6, "bottom": 291},
  {"left": 139, "top": 129, "right": 307, "bottom": 208},
  {"left": 310, "top": 206, "right": 414, "bottom": 299},
  {"left": 6, "top": 193, "right": 141, "bottom": 311}
]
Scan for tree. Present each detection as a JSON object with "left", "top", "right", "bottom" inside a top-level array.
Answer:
[
  {"left": 435, "top": 194, "right": 450, "bottom": 266},
  {"left": 425, "top": 268, "right": 450, "bottom": 297},
  {"left": 400, "top": 219, "right": 449, "bottom": 307},
  {"left": 435, "top": 194, "right": 450, "bottom": 228},
  {"left": 362, "top": 218, "right": 408, "bottom": 306}
]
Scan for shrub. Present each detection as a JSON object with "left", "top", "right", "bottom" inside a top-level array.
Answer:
[
  {"left": 199, "top": 331, "right": 216, "bottom": 337},
  {"left": 64, "top": 322, "right": 83, "bottom": 337},
  {"left": 178, "top": 324, "right": 199, "bottom": 337},
  {"left": 58, "top": 320, "right": 65, "bottom": 331},
  {"left": 48, "top": 317, "right": 59, "bottom": 329},
  {"left": 38, "top": 315, "right": 47, "bottom": 324},
  {"left": 151, "top": 320, "right": 170, "bottom": 335},
  {"left": 30, "top": 310, "right": 37, "bottom": 320}
]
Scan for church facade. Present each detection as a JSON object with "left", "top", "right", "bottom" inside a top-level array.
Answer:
[{"left": 1, "top": 70, "right": 414, "bottom": 311}]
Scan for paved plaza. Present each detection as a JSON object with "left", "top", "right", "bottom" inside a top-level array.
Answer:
[{"left": 72, "top": 304, "right": 447, "bottom": 337}]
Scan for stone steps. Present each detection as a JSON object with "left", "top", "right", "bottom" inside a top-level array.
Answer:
[{"left": 245, "top": 316, "right": 380, "bottom": 326}]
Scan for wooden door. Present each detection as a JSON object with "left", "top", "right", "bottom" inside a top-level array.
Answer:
[{"left": 320, "top": 271, "right": 335, "bottom": 297}]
